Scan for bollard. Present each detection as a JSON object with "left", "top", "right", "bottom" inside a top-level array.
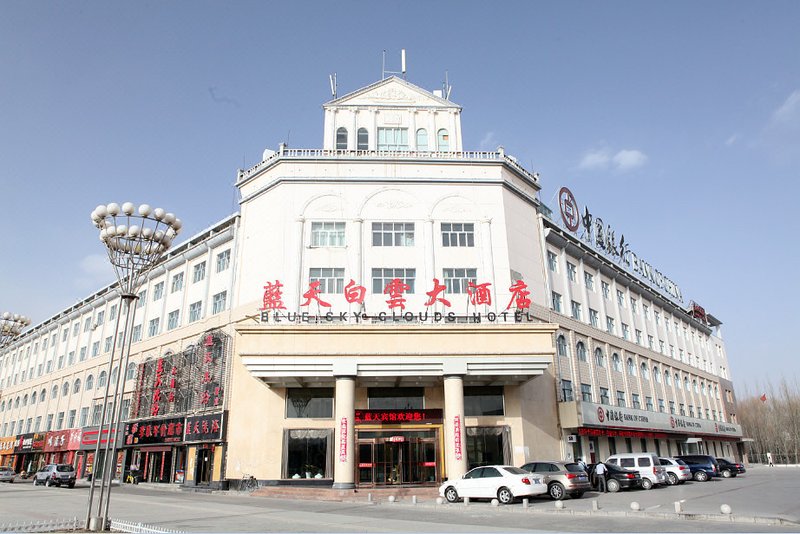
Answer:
[
  {"left": 436, "top": 497, "right": 444, "bottom": 505},
  {"left": 367, "top": 493, "right": 372, "bottom": 502},
  {"left": 464, "top": 496, "right": 470, "bottom": 506},
  {"left": 720, "top": 504, "right": 732, "bottom": 515},
  {"left": 592, "top": 500, "right": 599, "bottom": 511},
  {"left": 412, "top": 495, "right": 417, "bottom": 505},
  {"left": 491, "top": 499, "right": 499, "bottom": 507},
  {"left": 388, "top": 495, "right": 396, "bottom": 503},
  {"left": 630, "top": 501, "right": 641, "bottom": 511},
  {"left": 555, "top": 500, "right": 565, "bottom": 510},
  {"left": 522, "top": 498, "right": 529, "bottom": 509},
  {"left": 674, "top": 501, "right": 683, "bottom": 513}
]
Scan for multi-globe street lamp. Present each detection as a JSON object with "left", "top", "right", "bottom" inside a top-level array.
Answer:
[
  {"left": 0, "top": 312, "right": 31, "bottom": 348},
  {"left": 85, "top": 202, "right": 181, "bottom": 531}
]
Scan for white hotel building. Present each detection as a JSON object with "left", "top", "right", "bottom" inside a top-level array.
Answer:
[{"left": 0, "top": 74, "right": 742, "bottom": 490}]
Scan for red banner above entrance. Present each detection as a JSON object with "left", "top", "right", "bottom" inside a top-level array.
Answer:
[{"left": 355, "top": 409, "right": 443, "bottom": 424}]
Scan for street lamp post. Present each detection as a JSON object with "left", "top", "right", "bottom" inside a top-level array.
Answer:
[
  {"left": 85, "top": 202, "right": 182, "bottom": 531},
  {"left": 0, "top": 312, "right": 31, "bottom": 348}
]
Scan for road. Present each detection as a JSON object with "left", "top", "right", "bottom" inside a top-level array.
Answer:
[{"left": 0, "top": 465, "right": 797, "bottom": 532}]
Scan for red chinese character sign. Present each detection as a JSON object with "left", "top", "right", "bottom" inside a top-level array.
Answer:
[
  {"left": 384, "top": 278, "right": 410, "bottom": 310},
  {"left": 261, "top": 280, "right": 286, "bottom": 311},
  {"left": 505, "top": 280, "right": 532, "bottom": 311},
  {"left": 424, "top": 278, "right": 451, "bottom": 308}
]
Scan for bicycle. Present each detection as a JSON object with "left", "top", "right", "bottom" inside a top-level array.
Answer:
[{"left": 240, "top": 473, "right": 258, "bottom": 493}]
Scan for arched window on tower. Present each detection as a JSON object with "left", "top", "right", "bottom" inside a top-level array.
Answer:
[
  {"left": 595, "top": 348, "right": 605, "bottom": 368},
  {"left": 437, "top": 128, "right": 449, "bottom": 152},
  {"left": 556, "top": 335, "right": 568, "bottom": 357},
  {"left": 576, "top": 341, "right": 587, "bottom": 362},
  {"left": 357, "top": 128, "right": 368, "bottom": 150},
  {"left": 416, "top": 128, "right": 428, "bottom": 151},
  {"left": 336, "top": 127, "right": 348, "bottom": 150}
]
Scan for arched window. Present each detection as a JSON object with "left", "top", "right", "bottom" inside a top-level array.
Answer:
[
  {"left": 111, "top": 366, "right": 119, "bottom": 385},
  {"left": 654, "top": 367, "right": 661, "bottom": 383},
  {"left": 641, "top": 362, "right": 649, "bottom": 380},
  {"left": 31, "top": 391, "right": 37, "bottom": 404},
  {"left": 693, "top": 380, "right": 699, "bottom": 393},
  {"left": 357, "top": 128, "right": 368, "bottom": 150},
  {"left": 556, "top": 335, "right": 568, "bottom": 357},
  {"left": 73, "top": 379, "right": 81, "bottom": 393},
  {"left": 595, "top": 348, "right": 605, "bottom": 368},
  {"left": 22, "top": 394, "right": 28, "bottom": 406},
  {"left": 51, "top": 385, "right": 58, "bottom": 399},
  {"left": 437, "top": 128, "right": 449, "bottom": 152},
  {"left": 40, "top": 388, "right": 46, "bottom": 402},
  {"left": 336, "top": 127, "right": 348, "bottom": 150},
  {"left": 612, "top": 353, "right": 622, "bottom": 372},
  {"left": 664, "top": 372, "right": 672, "bottom": 386},
  {"left": 576, "top": 342, "right": 587, "bottom": 362},
  {"left": 714, "top": 386, "right": 719, "bottom": 399},
  {"left": 86, "top": 375, "right": 94, "bottom": 390},
  {"left": 684, "top": 377, "right": 690, "bottom": 390},
  {"left": 627, "top": 357, "right": 636, "bottom": 376},
  {"left": 126, "top": 363, "right": 137, "bottom": 380},
  {"left": 416, "top": 128, "right": 428, "bottom": 151},
  {"left": 99, "top": 370, "right": 107, "bottom": 388},
  {"left": 62, "top": 382, "right": 69, "bottom": 396},
  {"left": 14, "top": 397, "right": 20, "bottom": 409}
]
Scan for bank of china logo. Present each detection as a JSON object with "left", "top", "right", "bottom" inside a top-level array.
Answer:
[
  {"left": 670, "top": 416, "right": 676, "bottom": 429},
  {"left": 597, "top": 407, "right": 605, "bottom": 422},
  {"left": 558, "top": 187, "right": 580, "bottom": 232}
]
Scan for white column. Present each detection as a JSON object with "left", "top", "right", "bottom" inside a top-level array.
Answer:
[
  {"left": 409, "top": 108, "right": 417, "bottom": 151},
  {"left": 353, "top": 218, "right": 364, "bottom": 287},
  {"left": 332, "top": 376, "right": 356, "bottom": 489},
  {"left": 350, "top": 109, "right": 358, "bottom": 151},
  {"left": 426, "top": 219, "right": 436, "bottom": 284},
  {"left": 444, "top": 375, "right": 467, "bottom": 480},
  {"left": 294, "top": 217, "right": 306, "bottom": 310}
]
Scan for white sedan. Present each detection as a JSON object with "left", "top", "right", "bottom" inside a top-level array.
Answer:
[
  {"left": 439, "top": 465, "right": 546, "bottom": 504},
  {"left": 0, "top": 467, "right": 16, "bottom": 483}
]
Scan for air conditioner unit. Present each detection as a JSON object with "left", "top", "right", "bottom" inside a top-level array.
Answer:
[{"left": 566, "top": 434, "right": 577, "bottom": 443}]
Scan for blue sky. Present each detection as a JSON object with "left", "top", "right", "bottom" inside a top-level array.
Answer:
[{"left": 1, "top": 1, "right": 798, "bottom": 393}]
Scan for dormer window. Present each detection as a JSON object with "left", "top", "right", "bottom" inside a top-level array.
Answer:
[
  {"left": 377, "top": 127, "right": 408, "bottom": 151},
  {"left": 437, "top": 129, "right": 449, "bottom": 152},
  {"left": 357, "top": 128, "right": 369, "bottom": 150},
  {"left": 336, "top": 127, "right": 348, "bottom": 150},
  {"left": 416, "top": 128, "right": 428, "bottom": 151}
]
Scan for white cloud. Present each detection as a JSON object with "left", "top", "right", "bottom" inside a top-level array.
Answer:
[
  {"left": 770, "top": 90, "right": 800, "bottom": 125},
  {"left": 577, "top": 149, "right": 611, "bottom": 170},
  {"left": 725, "top": 134, "right": 739, "bottom": 146},
  {"left": 758, "top": 89, "right": 800, "bottom": 163},
  {"left": 74, "top": 253, "right": 115, "bottom": 291},
  {"left": 479, "top": 131, "right": 499, "bottom": 150},
  {"left": 612, "top": 149, "right": 648, "bottom": 172}
]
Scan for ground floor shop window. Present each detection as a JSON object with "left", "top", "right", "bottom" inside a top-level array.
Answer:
[
  {"left": 283, "top": 429, "right": 332, "bottom": 479},
  {"left": 466, "top": 426, "right": 510, "bottom": 469}
]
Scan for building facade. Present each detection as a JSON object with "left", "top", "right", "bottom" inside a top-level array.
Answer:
[{"left": 0, "top": 75, "right": 742, "bottom": 489}]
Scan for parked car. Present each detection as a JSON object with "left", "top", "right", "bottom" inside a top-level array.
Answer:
[
  {"left": 33, "top": 464, "right": 76, "bottom": 488},
  {"left": 605, "top": 453, "right": 667, "bottom": 489},
  {"left": 716, "top": 458, "right": 746, "bottom": 478},
  {"left": 439, "top": 465, "right": 546, "bottom": 504},
  {"left": 519, "top": 461, "right": 591, "bottom": 500},
  {"left": 0, "top": 467, "right": 15, "bottom": 483},
  {"left": 587, "top": 462, "right": 641, "bottom": 492},
  {"left": 659, "top": 457, "right": 692, "bottom": 485},
  {"left": 675, "top": 455, "right": 719, "bottom": 482}
]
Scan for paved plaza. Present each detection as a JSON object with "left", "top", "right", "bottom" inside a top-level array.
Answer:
[{"left": 0, "top": 465, "right": 797, "bottom": 532}]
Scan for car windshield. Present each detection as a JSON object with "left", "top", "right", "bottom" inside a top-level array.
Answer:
[
  {"left": 503, "top": 467, "right": 527, "bottom": 475},
  {"left": 56, "top": 465, "right": 73, "bottom": 472},
  {"left": 565, "top": 463, "right": 584, "bottom": 472}
]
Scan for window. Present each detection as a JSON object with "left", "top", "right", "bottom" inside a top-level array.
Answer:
[
  {"left": 84, "top": 317, "right": 91, "bottom": 332},
  {"left": 654, "top": 311, "right": 660, "bottom": 325},
  {"left": 62, "top": 328, "right": 68, "bottom": 341},
  {"left": 336, "top": 127, "right": 348, "bottom": 149},
  {"left": 601, "top": 281, "right": 610, "bottom": 299},
  {"left": 189, "top": 301, "right": 203, "bottom": 322},
  {"left": 96, "top": 310, "right": 105, "bottom": 326},
  {"left": 437, "top": 128, "right": 449, "bottom": 151},
  {"left": 91, "top": 405, "right": 102, "bottom": 425},
  {"left": 584, "top": 272, "right": 594, "bottom": 290},
  {"left": 647, "top": 335, "right": 654, "bottom": 349},
  {"left": 73, "top": 379, "right": 81, "bottom": 393},
  {"left": 167, "top": 310, "right": 180, "bottom": 330},
  {"left": 57, "top": 355, "right": 64, "bottom": 369},
  {"left": 212, "top": 291, "right": 227, "bottom": 314},
  {"left": 551, "top": 292, "right": 562, "bottom": 313},
  {"left": 104, "top": 336, "right": 112, "bottom": 353},
  {"left": 126, "top": 362, "right": 137, "bottom": 380},
  {"left": 622, "top": 323, "right": 630, "bottom": 340},
  {"left": 589, "top": 309, "right": 599, "bottom": 327},
  {"left": 416, "top": 128, "right": 428, "bottom": 151},
  {"left": 286, "top": 388, "right": 334, "bottom": 418},
  {"left": 665, "top": 372, "right": 672, "bottom": 386},
  {"left": 132, "top": 324, "right": 142, "bottom": 342},
  {"left": 371, "top": 268, "right": 415, "bottom": 294},
  {"left": 79, "top": 347, "right": 87, "bottom": 361},
  {"left": 368, "top": 387, "right": 423, "bottom": 410},
  {"left": 443, "top": 268, "right": 477, "bottom": 294},
  {"left": 284, "top": 429, "right": 330, "bottom": 480},
  {"left": 654, "top": 367, "right": 662, "bottom": 383},
  {"left": 357, "top": 127, "right": 368, "bottom": 150},
  {"left": 86, "top": 375, "right": 94, "bottom": 390},
  {"left": 308, "top": 268, "right": 345, "bottom": 294},
  {"left": 581, "top": 383, "right": 593, "bottom": 402},
  {"left": 98, "top": 371, "right": 107, "bottom": 388},
  {"left": 377, "top": 127, "right": 408, "bottom": 151},
  {"left": 137, "top": 290, "right": 146, "bottom": 308},
  {"left": 72, "top": 323, "right": 79, "bottom": 336},
  {"left": 109, "top": 304, "right": 117, "bottom": 321},
  {"left": 669, "top": 401, "right": 676, "bottom": 414},
  {"left": 567, "top": 262, "right": 577, "bottom": 282},
  {"left": 594, "top": 348, "right": 605, "bottom": 368},
  {"left": 630, "top": 297, "right": 637, "bottom": 312},
  {"left": 576, "top": 342, "right": 587, "bottom": 362},
  {"left": 617, "top": 290, "right": 625, "bottom": 307},
  {"left": 547, "top": 251, "right": 558, "bottom": 271},
  {"left": 560, "top": 380, "right": 574, "bottom": 402},
  {"left": 464, "top": 386, "right": 504, "bottom": 416},
  {"left": 147, "top": 318, "right": 160, "bottom": 337},
  {"left": 80, "top": 407, "right": 89, "bottom": 427},
  {"left": 600, "top": 387, "right": 609, "bottom": 405},
  {"left": 193, "top": 262, "right": 206, "bottom": 283},
  {"left": 626, "top": 357, "right": 636, "bottom": 375},
  {"left": 679, "top": 403, "right": 686, "bottom": 416},
  {"left": 68, "top": 409, "right": 76, "bottom": 428},
  {"left": 91, "top": 341, "right": 99, "bottom": 358},
  {"left": 171, "top": 273, "right": 184, "bottom": 293},
  {"left": 570, "top": 300, "right": 582, "bottom": 320},
  {"left": 62, "top": 382, "right": 69, "bottom": 396},
  {"left": 659, "top": 340, "right": 665, "bottom": 354},
  {"left": 372, "top": 222, "right": 414, "bottom": 246},
  {"left": 658, "top": 399, "right": 665, "bottom": 413},
  {"left": 556, "top": 335, "right": 568, "bottom": 357},
  {"left": 34, "top": 416, "right": 41, "bottom": 432},
  {"left": 632, "top": 393, "right": 641, "bottom": 410},
  {"left": 153, "top": 281, "right": 164, "bottom": 301},
  {"left": 689, "top": 405, "right": 695, "bottom": 418},
  {"left": 641, "top": 362, "right": 650, "bottom": 380},
  {"left": 645, "top": 396, "right": 654, "bottom": 411},
  {"left": 68, "top": 351, "right": 75, "bottom": 365},
  {"left": 56, "top": 412, "right": 65, "bottom": 430},
  {"left": 311, "top": 222, "right": 345, "bottom": 247},
  {"left": 643, "top": 304, "right": 650, "bottom": 319},
  {"left": 606, "top": 316, "right": 615, "bottom": 334},
  {"left": 441, "top": 223, "right": 475, "bottom": 247},
  {"left": 616, "top": 391, "right": 626, "bottom": 407},
  {"left": 635, "top": 329, "right": 642, "bottom": 345},
  {"left": 612, "top": 353, "right": 622, "bottom": 372}
]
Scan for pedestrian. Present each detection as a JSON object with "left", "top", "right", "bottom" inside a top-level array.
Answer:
[
  {"left": 595, "top": 462, "right": 608, "bottom": 493},
  {"left": 767, "top": 452, "right": 774, "bottom": 467}
]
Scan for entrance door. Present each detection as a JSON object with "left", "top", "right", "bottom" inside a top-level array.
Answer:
[
  {"left": 195, "top": 447, "right": 213, "bottom": 485},
  {"left": 355, "top": 433, "right": 439, "bottom": 486}
]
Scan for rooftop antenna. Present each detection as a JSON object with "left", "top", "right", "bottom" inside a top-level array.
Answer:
[
  {"left": 382, "top": 49, "right": 407, "bottom": 79},
  {"left": 443, "top": 70, "right": 452, "bottom": 100},
  {"left": 329, "top": 73, "right": 337, "bottom": 99}
]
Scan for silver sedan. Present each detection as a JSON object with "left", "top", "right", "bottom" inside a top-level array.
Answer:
[{"left": 0, "top": 467, "right": 16, "bottom": 483}]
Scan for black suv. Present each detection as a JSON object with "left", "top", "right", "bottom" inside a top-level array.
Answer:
[{"left": 675, "top": 455, "right": 719, "bottom": 481}]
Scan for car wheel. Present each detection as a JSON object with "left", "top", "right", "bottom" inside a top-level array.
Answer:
[
  {"left": 549, "top": 482, "right": 566, "bottom": 500},
  {"left": 444, "top": 486, "right": 459, "bottom": 503},
  {"left": 570, "top": 491, "right": 584, "bottom": 499},
  {"left": 497, "top": 486, "right": 514, "bottom": 505},
  {"left": 721, "top": 469, "right": 732, "bottom": 478},
  {"left": 45, "top": 478, "right": 53, "bottom": 487},
  {"left": 607, "top": 479, "right": 621, "bottom": 493},
  {"left": 667, "top": 473, "right": 679, "bottom": 485},
  {"left": 641, "top": 478, "right": 653, "bottom": 490},
  {"left": 694, "top": 471, "right": 709, "bottom": 482},
  {"left": 68, "top": 483, "right": 75, "bottom": 489}
]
